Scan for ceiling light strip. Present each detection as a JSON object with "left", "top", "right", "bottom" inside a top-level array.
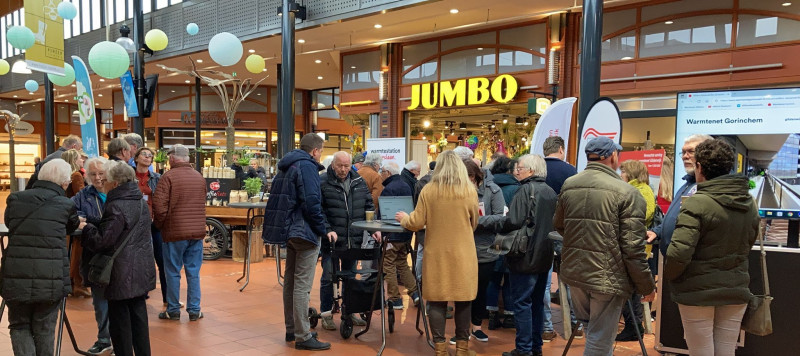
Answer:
[{"left": 601, "top": 63, "right": 783, "bottom": 83}]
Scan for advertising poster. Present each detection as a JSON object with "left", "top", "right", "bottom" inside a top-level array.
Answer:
[
  {"left": 24, "top": 0, "right": 65, "bottom": 75},
  {"left": 530, "top": 97, "right": 576, "bottom": 157},
  {"left": 366, "top": 138, "right": 406, "bottom": 168},
  {"left": 576, "top": 98, "right": 623, "bottom": 172},
  {"left": 206, "top": 178, "right": 241, "bottom": 206},
  {"left": 120, "top": 71, "right": 139, "bottom": 117},
  {"left": 72, "top": 56, "right": 100, "bottom": 157}
]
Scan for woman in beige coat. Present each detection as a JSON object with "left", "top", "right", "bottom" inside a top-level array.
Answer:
[{"left": 396, "top": 150, "right": 479, "bottom": 356}]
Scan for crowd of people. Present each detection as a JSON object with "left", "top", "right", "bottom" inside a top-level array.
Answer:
[{"left": 1, "top": 131, "right": 760, "bottom": 356}]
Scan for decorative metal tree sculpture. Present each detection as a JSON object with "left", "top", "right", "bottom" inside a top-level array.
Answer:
[
  {"left": 158, "top": 57, "right": 266, "bottom": 162},
  {"left": 0, "top": 109, "right": 26, "bottom": 192}
]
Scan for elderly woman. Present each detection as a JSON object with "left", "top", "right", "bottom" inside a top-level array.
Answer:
[
  {"left": 396, "top": 150, "right": 479, "bottom": 356},
  {"left": 2, "top": 159, "right": 82, "bottom": 355},
  {"left": 82, "top": 161, "right": 156, "bottom": 356},
  {"left": 72, "top": 156, "right": 114, "bottom": 354}
]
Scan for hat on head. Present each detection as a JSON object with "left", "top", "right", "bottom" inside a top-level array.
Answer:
[
  {"left": 585, "top": 136, "right": 622, "bottom": 161},
  {"left": 167, "top": 144, "right": 190, "bottom": 157},
  {"left": 353, "top": 153, "right": 365, "bottom": 164}
]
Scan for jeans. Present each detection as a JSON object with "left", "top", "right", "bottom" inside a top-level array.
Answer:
[
  {"left": 320, "top": 249, "right": 356, "bottom": 313},
  {"left": 284, "top": 237, "right": 320, "bottom": 342},
  {"left": 570, "top": 286, "right": 627, "bottom": 356},
  {"left": 429, "top": 301, "right": 471, "bottom": 343},
  {"left": 151, "top": 224, "right": 167, "bottom": 303},
  {"left": 509, "top": 271, "right": 548, "bottom": 354},
  {"left": 163, "top": 239, "right": 203, "bottom": 314},
  {"left": 678, "top": 304, "right": 747, "bottom": 356},
  {"left": 383, "top": 241, "right": 418, "bottom": 300},
  {"left": 486, "top": 257, "right": 513, "bottom": 315},
  {"left": 543, "top": 266, "right": 553, "bottom": 332},
  {"left": 7, "top": 301, "right": 60, "bottom": 356},
  {"left": 107, "top": 296, "right": 151, "bottom": 356},
  {"left": 91, "top": 287, "right": 111, "bottom": 344},
  {"left": 415, "top": 242, "right": 424, "bottom": 281},
  {"left": 471, "top": 261, "right": 494, "bottom": 326}
]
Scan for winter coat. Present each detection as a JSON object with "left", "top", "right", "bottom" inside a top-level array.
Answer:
[
  {"left": 493, "top": 173, "right": 520, "bottom": 206},
  {"left": 401, "top": 183, "right": 479, "bottom": 301},
  {"left": 81, "top": 182, "right": 156, "bottom": 301},
  {"left": 72, "top": 185, "right": 107, "bottom": 287},
  {"left": 66, "top": 171, "right": 85, "bottom": 198},
  {"left": 554, "top": 162, "right": 655, "bottom": 297},
  {"left": 544, "top": 157, "right": 577, "bottom": 195},
  {"left": 400, "top": 169, "right": 418, "bottom": 193},
  {"left": 1, "top": 181, "right": 79, "bottom": 303},
  {"left": 380, "top": 174, "right": 414, "bottom": 243},
  {"left": 358, "top": 165, "right": 384, "bottom": 209},
  {"left": 628, "top": 179, "right": 656, "bottom": 227},
  {"left": 664, "top": 175, "right": 759, "bottom": 306},
  {"left": 152, "top": 162, "right": 207, "bottom": 242},
  {"left": 263, "top": 149, "right": 327, "bottom": 246},
  {"left": 654, "top": 174, "right": 697, "bottom": 256},
  {"left": 320, "top": 166, "right": 374, "bottom": 250},
  {"left": 500, "top": 177, "right": 558, "bottom": 274},
  {"left": 475, "top": 180, "right": 506, "bottom": 264},
  {"left": 412, "top": 172, "right": 433, "bottom": 246}
]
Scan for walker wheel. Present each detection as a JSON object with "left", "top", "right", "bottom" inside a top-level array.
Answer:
[{"left": 308, "top": 307, "right": 319, "bottom": 329}]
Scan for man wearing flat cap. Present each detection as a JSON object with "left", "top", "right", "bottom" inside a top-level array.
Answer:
[
  {"left": 153, "top": 144, "right": 208, "bottom": 321},
  {"left": 553, "top": 137, "right": 655, "bottom": 355}
]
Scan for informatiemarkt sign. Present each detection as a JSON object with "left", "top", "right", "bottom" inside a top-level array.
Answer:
[{"left": 408, "top": 74, "right": 519, "bottom": 110}]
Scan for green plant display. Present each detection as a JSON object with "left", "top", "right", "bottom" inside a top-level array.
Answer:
[
  {"left": 243, "top": 177, "right": 263, "bottom": 197},
  {"left": 153, "top": 149, "right": 168, "bottom": 164},
  {"left": 748, "top": 179, "right": 756, "bottom": 190}
]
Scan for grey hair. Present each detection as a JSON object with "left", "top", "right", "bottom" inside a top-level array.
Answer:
[
  {"left": 404, "top": 160, "right": 421, "bottom": 171},
  {"left": 85, "top": 157, "right": 109, "bottom": 173},
  {"left": 106, "top": 138, "right": 130, "bottom": 157},
  {"left": 104, "top": 160, "right": 136, "bottom": 184},
  {"left": 123, "top": 133, "right": 144, "bottom": 149},
  {"left": 364, "top": 152, "right": 383, "bottom": 168},
  {"left": 518, "top": 154, "right": 547, "bottom": 179},
  {"left": 61, "top": 135, "right": 82, "bottom": 149},
  {"left": 172, "top": 154, "right": 190, "bottom": 163},
  {"left": 382, "top": 162, "right": 401, "bottom": 176},
  {"left": 684, "top": 134, "right": 713, "bottom": 145},
  {"left": 38, "top": 159, "right": 72, "bottom": 186},
  {"left": 453, "top": 146, "right": 474, "bottom": 160},
  {"left": 333, "top": 151, "right": 351, "bottom": 162}
]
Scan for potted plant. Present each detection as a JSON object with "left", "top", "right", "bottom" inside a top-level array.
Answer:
[
  {"left": 243, "top": 177, "right": 263, "bottom": 201},
  {"left": 153, "top": 148, "right": 168, "bottom": 172}
]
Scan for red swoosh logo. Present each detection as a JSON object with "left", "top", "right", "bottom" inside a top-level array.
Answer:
[{"left": 583, "top": 128, "right": 617, "bottom": 140}]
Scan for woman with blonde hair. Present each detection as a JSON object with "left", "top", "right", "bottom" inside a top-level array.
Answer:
[
  {"left": 657, "top": 156, "right": 674, "bottom": 213},
  {"left": 395, "top": 150, "right": 479, "bottom": 356},
  {"left": 61, "top": 148, "right": 91, "bottom": 298},
  {"left": 61, "top": 149, "right": 85, "bottom": 198}
]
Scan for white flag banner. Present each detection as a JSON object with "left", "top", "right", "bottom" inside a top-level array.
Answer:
[
  {"left": 530, "top": 97, "right": 577, "bottom": 157},
  {"left": 576, "top": 98, "right": 623, "bottom": 172},
  {"left": 366, "top": 138, "right": 406, "bottom": 168}
]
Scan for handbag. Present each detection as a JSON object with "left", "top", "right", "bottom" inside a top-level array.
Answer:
[
  {"left": 490, "top": 183, "right": 535, "bottom": 257},
  {"left": 87, "top": 201, "right": 144, "bottom": 287},
  {"left": 741, "top": 222, "right": 773, "bottom": 336}
]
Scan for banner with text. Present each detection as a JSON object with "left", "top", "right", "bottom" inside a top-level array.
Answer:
[
  {"left": 530, "top": 97, "right": 576, "bottom": 158},
  {"left": 72, "top": 56, "right": 100, "bottom": 157},
  {"left": 24, "top": 0, "right": 65, "bottom": 75},
  {"left": 366, "top": 138, "right": 406, "bottom": 169},
  {"left": 619, "top": 149, "right": 665, "bottom": 192},
  {"left": 576, "top": 98, "right": 623, "bottom": 172}
]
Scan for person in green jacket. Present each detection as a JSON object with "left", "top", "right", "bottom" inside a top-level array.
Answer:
[{"left": 665, "top": 139, "right": 759, "bottom": 356}]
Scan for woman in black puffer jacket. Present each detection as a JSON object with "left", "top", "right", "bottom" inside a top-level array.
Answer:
[{"left": 82, "top": 160, "right": 156, "bottom": 356}]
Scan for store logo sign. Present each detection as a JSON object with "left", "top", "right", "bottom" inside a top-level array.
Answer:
[{"left": 408, "top": 74, "right": 519, "bottom": 110}]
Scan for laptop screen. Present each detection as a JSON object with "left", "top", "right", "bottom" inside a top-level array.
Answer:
[{"left": 378, "top": 196, "right": 414, "bottom": 221}]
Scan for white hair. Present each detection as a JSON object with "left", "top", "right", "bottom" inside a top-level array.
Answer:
[
  {"left": 684, "top": 134, "right": 713, "bottom": 145},
  {"left": 364, "top": 152, "right": 383, "bottom": 168},
  {"left": 333, "top": 151, "right": 351, "bottom": 162},
  {"left": 39, "top": 159, "right": 72, "bottom": 186},
  {"left": 453, "top": 146, "right": 474, "bottom": 161},
  {"left": 85, "top": 157, "right": 108, "bottom": 172},
  {"left": 518, "top": 154, "right": 547, "bottom": 179},
  {"left": 123, "top": 133, "right": 144, "bottom": 149},
  {"left": 104, "top": 160, "right": 136, "bottom": 184},
  {"left": 404, "top": 160, "right": 421, "bottom": 171},
  {"left": 382, "top": 162, "right": 401, "bottom": 176}
]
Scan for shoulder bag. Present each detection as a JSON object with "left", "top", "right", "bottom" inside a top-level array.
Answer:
[
  {"left": 741, "top": 221, "right": 773, "bottom": 336},
  {"left": 88, "top": 201, "right": 144, "bottom": 287},
  {"left": 490, "top": 183, "right": 535, "bottom": 257}
]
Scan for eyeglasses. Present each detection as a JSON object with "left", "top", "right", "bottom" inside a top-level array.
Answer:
[
  {"left": 680, "top": 149, "right": 696, "bottom": 156},
  {"left": 140, "top": 153, "right": 154, "bottom": 158},
  {"left": 515, "top": 166, "right": 531, "bottom": 172}
]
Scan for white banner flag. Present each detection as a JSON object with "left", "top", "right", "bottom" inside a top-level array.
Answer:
[
  {"left": 576, "top": 98, "right": 623, "bottom": 172},
  {"left": 530, "top": 97, "right": 577, "bottom": 157}
]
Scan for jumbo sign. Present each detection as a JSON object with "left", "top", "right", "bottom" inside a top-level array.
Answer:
[{"left": 408, "top": 74, "right": 519, "bottom": 110}]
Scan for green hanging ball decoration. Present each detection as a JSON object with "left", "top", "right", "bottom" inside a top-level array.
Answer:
[
  {"left": 88, "top": 41, "right": 130, "bottom": 79},
  {"left": 7, "top": 26, "right": 35, "bottom": 50},
  {"left": 47, "top": 63, "right": 76, "bottom": 86},
  {"left": 0, "top": 59, "right": 9, "bottom": 75}
]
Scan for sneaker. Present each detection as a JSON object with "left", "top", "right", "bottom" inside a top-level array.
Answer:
[
  {"left": 411, "top": 291, "right": 420, "bottom": 307},
  {"left": 295, "top": 336, "right": 331, "bottom": 351},
  {"left": 188, "top": 311, "right": 203, "bottom": 321},
  {"left": 488, "top": 311, "right": 502, "bottom": 330},
  {"left": 321, "top": 315, "right": 336, "bottom": 330},
  {"left": 542, "top": 330, "right": 557, "bottom": 342},
  {"left": 502, "top": 315, "right": 516, "bottom": 329},
  {"left": 573, "top": 324, "right": 584, "bottom": 339},
  {"left": 389, "top": 299, "right": 404, "bottom": 310},
  {"left": 285, "top": 331, "right": 317, "bottom": 342},
  {"left": 87, "top": 341, "right": 112, "bottom": 355},
  {"left": 502, "top": 349, "right": 534, "bottom": 356},
  {"left": 449, "top": 335, "right": 471, "bottom": 345},
  {"left": 158, "top": 311, "right": 179, "bottom": 320},
  {"left": 472, "top": 329, "right": 489, "bottom": 342},
  {"left": 162, "top": 302, "right": 185, "bottom": 309},
  {"left": 350, "top": 314, "right": 367, "bottom": 326}
]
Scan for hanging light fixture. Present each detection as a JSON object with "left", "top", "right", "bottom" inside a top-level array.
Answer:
[
  {"left": 516, "top": 117, "right": 525, "bottom": 125},
  {"left": 116, "top": 24, "right": 136, "bottom": 53},
  {"left": 450, "top": 129, "right": 455, "bottom": 136},
  {"left": 11, "top": 60, "right": 31, "bottom": 74},
  {"left": 459, "top": 122, "right": 467, "bottom": 130}
]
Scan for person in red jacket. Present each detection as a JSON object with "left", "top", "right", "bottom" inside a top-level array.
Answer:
[{"left": 152, "top": 144, "right": 208, "bottom": 322}]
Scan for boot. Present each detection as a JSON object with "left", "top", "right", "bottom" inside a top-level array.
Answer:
[
  {"left": 434, "top": 341, "right": 450, "bottom": 356},
  {"left": 488, "top": 311, "right": 502, "bottom": 330},
  {"left": 455, "top": 340, "right": 476, "bottom": 356}
]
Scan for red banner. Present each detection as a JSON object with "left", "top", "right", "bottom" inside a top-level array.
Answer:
[{"left": 619, "top": 149, "right": 665, "bottom": 177}]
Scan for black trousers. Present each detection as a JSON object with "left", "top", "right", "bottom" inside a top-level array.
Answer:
[
  {"left": 107, "top": 296, "right": 151, "bottom": 356},
  {"left": 429, "top": 301, "right": 471, "bottom": 343},
  {"left": 471, "top": 261, "right": 494, "bottom": 326},
  {"left": 621, "top": 292, "right": 644, "bottom": 331},
  {"left": 7, "top": 301, "right": 60, "bottom": 356}
]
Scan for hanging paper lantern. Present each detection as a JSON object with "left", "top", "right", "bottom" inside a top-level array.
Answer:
[
  {"left": 186, "top": 23, "right": 199, "bottom": 35},
  {"left": 0, "top": 59, "right": 9, "bottom": 75},
  {"left": 208, "top": 32, "right": 243, "bottom": 67},
  {"left": 6, "top": 26, "right": 35, "bottom": 50},
  {"left": 245, "top": 54, "right": 265, "bottom": 74},
  {"left": 25, "top": 80, "right": 39, "bottom": 92},
  {"left": 88, "top": 41, "right": 130, "bottom": 79},
  {"left": 47, "top": 63, "right": 76, "bottom": 86},
  {"left": 466, "top": 135, "right": 479, "bottom": 150},
  {"left": 145, "top": 29, "right": 168, "bottom": 51},
  {"left": 57, "top": 2, "right": 78, "bottom": 20}
]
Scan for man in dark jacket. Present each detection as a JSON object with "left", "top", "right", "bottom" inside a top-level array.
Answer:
[
  {"left": 26, "top": 134, "right": 82, "bottom": 189},
  {"left": 554, "top": 137, "right": 655, "bottom": 356},
  {"left": 401, "top": 161, "right": 420, "bottom": 191},
  {"left": 380, "top": 163, "right": 420, "bottom": 310},
  {"left": 318, "top": 151, "right": 380, "bottom": 330},
  {"left": 106, "top": 137, "right": 131, "bottom": 162},
  {"left": 2, "top": 159, "right": 82, "bottom": 355},
  {"left": 262, "top": 133, "right": 331, "bottom": 351},
  {"left": 497, "top": 154, "right": 557, "bottom": 356},
  {"left": 153, "top": 144, "right": 208, "bottom": 322}
]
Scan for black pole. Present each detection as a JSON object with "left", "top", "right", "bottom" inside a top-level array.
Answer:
[
  {"left": 276, "top": 63, "right": 281, "bottom": 156},
  {"left": 278, "top": 0, "right": 296, "bottom": 158},
  {"left": 577, "top": 0, "right": 603, "bottom": 133},
  {"left": 44, "top": 74, "right": 55, "bottom": 155},
  {"left": 132, "top": 0, "right": 145, "bottom": 136},
  {"left": 195, "top": 77, "right": 202, "bottom": 172}
]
